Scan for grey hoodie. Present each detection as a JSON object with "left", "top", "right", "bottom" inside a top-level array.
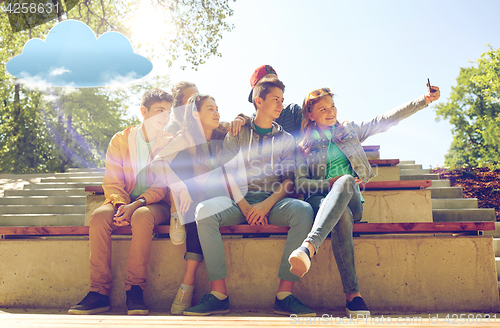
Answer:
[{"left": 223, "top": 119, "right": 296, "bottom": 195}]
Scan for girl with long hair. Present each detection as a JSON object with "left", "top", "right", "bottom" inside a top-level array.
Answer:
[
  {"left": 152, "top": 94, "right": 230, "bottom": 315},
  {"left": 289, "top": 84, "right": 440, "bottom": 316}
]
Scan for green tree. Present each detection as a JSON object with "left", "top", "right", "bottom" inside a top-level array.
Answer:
[
  {"left": 0, "top": 0, "right": 235, "bottom": 173},
  {"left": 435, "top": 47, "right": 500, "bottom": 169}
]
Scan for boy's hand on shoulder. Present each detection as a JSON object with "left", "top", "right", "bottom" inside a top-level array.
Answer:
[{"left": 230, "top": 116, "right": 246, "bottom": 136}]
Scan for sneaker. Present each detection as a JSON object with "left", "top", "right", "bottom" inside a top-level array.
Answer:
[
  {"left": 170, "top": 212, "right": 186, "bottom": 245},
  {"left": 183, "top": 293, "right": 230, "bottom": 316},
  {"left": 274, "top": 294, "right": 316, "bottom": 317},
  {"left": 68, "top": 291, "right": 110, "bottom": 315},
  {"left": 288, "top": 247, "right": 311, "bottom": 278},
  {"left": 346, "top": 296, "right": 370, "bottom": 317},
  {"left": 126, "top": 285, "right": 149, "bottom": 315},
  {"left": 170, "top": 285, "right": 194, "bottom": 315}
]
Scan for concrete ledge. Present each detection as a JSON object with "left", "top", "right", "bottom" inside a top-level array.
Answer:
[
  {"left": 361, "top": 189, "right": 432, "bottom": 223},
  {"left": 365, "top": 151, "right": 380, "bottom": 160},
  {"left": 86, "top": 188, "right": 433, "bottom": 226},
  {"left": 0, "top": 235, "right": 497, "bottom": 312},
  {"left": 369, "top": 166, "right": 400, "bottom": 182}
]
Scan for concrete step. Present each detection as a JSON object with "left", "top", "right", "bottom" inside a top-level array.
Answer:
[
  {"left": 485, "top": 222, "right": 500, "bottom": 238},
  {"left": 494, "top": 238, "right": 500, "bottom": 257},
  {"left": 0, "top": 214, "right": 85, "bottom": 226},
  {"left": 431, "top": 180, "right": 451, "bottom": 188},
  {"left": 51, "top": 172, "right": 105, "bottom": 177},
  {"left": 0, "top": 196, "right": 86, "bottom": 205},
  {"left": 397, "top": 164, "right": 422, "bottom": 170},
  {"left": 427, "top": 187, "right": 463, "bottom": 199},
  {"left": 24, "top": 182, "right": 102, "bottom": 190},
  {"left": 399, "top": 160, "right": 415, "bottom": 165},
  {"left": 5, "top": 189, "right": 89, "bottom": 196},
  {"left": 40, "top": 177, "right": 103, "bottom": 183},
  {"left": 0, "top": 205, "right": 85, "bottom": 214},
  {"left": 67, "top": 168, "right": 105, "bottom": 172},
  {"left": 400, "top": 174, "right": 440, "bottom": 180},
  {"left": 432, "top": 208, "right": 496, "bottom": 222},
  {"left": 400, "top": 169, "right": 431, "bottom": 175},
  {"left": 0, "top": 171, "right": 103, "bottom": 180},
  {"left": 431, "top": 198, "right": 478, "bottom": 209}
]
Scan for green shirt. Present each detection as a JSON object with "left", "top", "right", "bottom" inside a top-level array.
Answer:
[
  {"left": 325, "top": 141, "right": 354, "bottom": 180},
  {"left": 323, "top": 131, "right": 365, "bottom": 203},
  {"left": 254, "top": 124, "right": 272, "bottom": 136}
]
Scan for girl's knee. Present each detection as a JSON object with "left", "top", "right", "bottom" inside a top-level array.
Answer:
[
  {"left": 334, "top": 175, "right": 357, "bottom": 195},
  {"left": 339, "top": 175, "right": 356, "bottom": 186}
]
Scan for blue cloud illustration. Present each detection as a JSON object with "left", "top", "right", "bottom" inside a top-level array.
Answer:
[{"left": 6, "top": 20, "right": 152, "bottom": 87}]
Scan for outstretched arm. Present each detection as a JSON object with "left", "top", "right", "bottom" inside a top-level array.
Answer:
[{"left": 354, "top": 84, "right": 441, "bottom": 142}]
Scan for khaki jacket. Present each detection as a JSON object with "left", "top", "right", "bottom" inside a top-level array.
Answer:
[{"left": 102, "top": 125, "right": 174, "bottom": 208}]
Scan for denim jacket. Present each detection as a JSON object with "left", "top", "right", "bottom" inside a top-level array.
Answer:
[{"left": 296, "top": 95, "right": 427, "bottom": 196}]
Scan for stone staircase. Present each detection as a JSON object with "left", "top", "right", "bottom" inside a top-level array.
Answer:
[
  {"left": 1, "top": 162, "right": 497, "bottom": 226},
  {"left": 399, "top": 160, "right": 500, "bottom": 285},
  {"left": 398, "top": 160, "right": 496, "bottom": 222},
  {"left": 0, "top": 168, "right": 104, "bottom": 227}
]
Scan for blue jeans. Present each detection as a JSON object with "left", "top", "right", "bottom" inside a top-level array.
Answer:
[
  {"left": 195, "top": 196, "right": 313, "bottom": 282},
  {"left": 305, "top": 175, "right": 362, "bottom": 294}
]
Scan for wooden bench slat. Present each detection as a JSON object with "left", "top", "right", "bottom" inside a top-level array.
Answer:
[
  {"left": 85, "top": 179, "right": 432, "bottom": 196},
  {"left": 0, "top": 222, "right": 493, "bottom": 236},
  {"left": 353, "top": 222, "right": 494, "bottom": 234},
  {"left": 362, "top": 180, "right": 432, "bottom": 190}
]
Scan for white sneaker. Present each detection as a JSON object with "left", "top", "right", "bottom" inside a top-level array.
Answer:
[
  {"left": 170, "top": 285, "right": 194, "bottom": 315},
  {"left": 288, "top": 248, "right": 311, "bottom": 278},
  {"left": 170, "top": 212, "right": 186, "bottom": 245}
]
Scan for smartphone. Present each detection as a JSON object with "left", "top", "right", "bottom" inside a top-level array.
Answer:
[{"left": 427, "top": 78, "right": 432, "bottom": 93}]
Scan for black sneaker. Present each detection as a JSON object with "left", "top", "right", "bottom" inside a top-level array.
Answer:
[
  {"left": 346, "top": 296, "right": 370, "bottom": 317},
  {"left": 274, "top": 294, "right": 316, "bottom": 317},
  {"left": 183, "top": 293, "right": 230, "bottom": 316},
  {"left": 68, "top": 291, "right": 110, "bottom": 315},
  {"left": 126, "top": 285, "right": 149, "bottom": 315}
]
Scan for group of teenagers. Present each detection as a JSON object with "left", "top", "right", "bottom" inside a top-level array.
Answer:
[{"left": 68, "top": 65, "right": 440, "bottom": 317}]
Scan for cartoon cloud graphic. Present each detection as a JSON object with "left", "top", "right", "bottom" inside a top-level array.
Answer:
[{"left": 6, "top": 20, "right": 153, "bottom": 87}]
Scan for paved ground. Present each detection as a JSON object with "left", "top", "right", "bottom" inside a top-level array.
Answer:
[{"left": 1, "top": 308, "right": 500, "bottom": 327}]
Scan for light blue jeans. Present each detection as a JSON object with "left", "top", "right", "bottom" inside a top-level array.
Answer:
[
  {"left": 305, "top": 175, "right": 363, "bottom": 294},
  {"left": 195, "top": 196, "right": 313, "bottom": 282}
]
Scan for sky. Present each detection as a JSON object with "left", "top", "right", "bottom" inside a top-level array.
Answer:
[
  {"left": 145, "top": 0, "right": 500, "bottom": 169},
  {"left": 5, "top": 0, "right": 500, "bottom": 169}
]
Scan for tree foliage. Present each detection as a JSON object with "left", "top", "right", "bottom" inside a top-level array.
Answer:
[
  {"left": 435, "top": 46, "right": 500, "bottom": 169},
  {"left": 0, "top": 0, "right": 235, "bottom": 173}
]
